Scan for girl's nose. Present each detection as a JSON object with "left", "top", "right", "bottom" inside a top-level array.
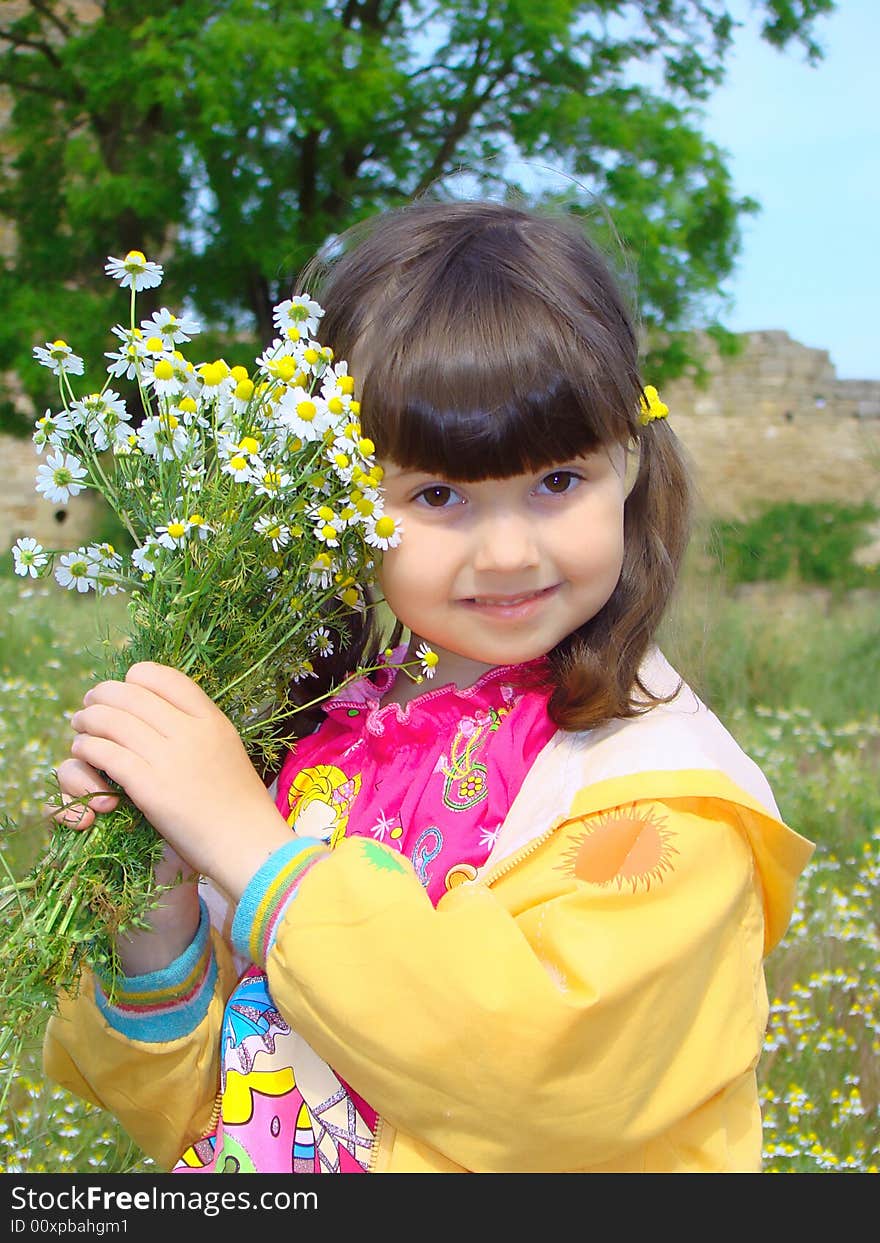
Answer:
[{"left": 472, "top": 513, "right": 541, "bottom": 573}]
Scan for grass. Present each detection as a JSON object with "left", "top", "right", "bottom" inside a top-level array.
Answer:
[{"left": 0, "top": 557, "right": 878, "bottom": 1174}]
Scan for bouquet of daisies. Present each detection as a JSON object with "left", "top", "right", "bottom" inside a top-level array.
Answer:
[{"left": 0, "top": 250, "right": 428, "bottom": 1097}]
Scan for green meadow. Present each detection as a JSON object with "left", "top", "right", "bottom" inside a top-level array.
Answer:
[{"left": 0, "top": 516, "right": 877, "bottom": 1173}]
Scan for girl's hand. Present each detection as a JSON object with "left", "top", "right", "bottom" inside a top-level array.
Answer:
[{"left": 68, "top": 661, "right": 292, "bottom": 900}]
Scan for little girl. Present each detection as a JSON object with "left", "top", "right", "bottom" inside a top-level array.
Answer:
[{"left": 44, "top": 199, "right": 813, "bottom": 1174}]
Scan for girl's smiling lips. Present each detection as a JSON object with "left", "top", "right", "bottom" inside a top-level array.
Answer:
[{"left": 458, "top": 584, "right": 561, "bottom": 616}]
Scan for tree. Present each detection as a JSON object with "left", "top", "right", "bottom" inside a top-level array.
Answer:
[{"left": 0, "top": 0, "right": 835, "bottom": 431}]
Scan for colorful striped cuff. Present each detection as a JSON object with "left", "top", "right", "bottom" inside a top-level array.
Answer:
[
  {"left": 231, "top": 837, "right": 330, "bottom": 967},
  {"left": 94, "top": 898, "right": 217, "bottom": 1043}
]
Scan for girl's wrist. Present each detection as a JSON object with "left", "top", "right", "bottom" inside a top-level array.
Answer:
[{"left": 116, "top": 877, "right": 201, "bottom": 976}]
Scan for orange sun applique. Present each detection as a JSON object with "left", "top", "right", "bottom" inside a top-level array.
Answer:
[{"left": 557, "top": 805, "right": 678, "bottom": 892}]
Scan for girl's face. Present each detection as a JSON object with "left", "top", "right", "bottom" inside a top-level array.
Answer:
[{"left": 377, "top": 445, "right": 628, "bottom": 688}]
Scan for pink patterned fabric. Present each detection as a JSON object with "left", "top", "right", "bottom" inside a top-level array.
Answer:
[
  {"left": 276, "top": 647, "right": 557, "bottom": 905},
  {"left": 174, "top": 650, "right": 556, "bottom": 1173}
]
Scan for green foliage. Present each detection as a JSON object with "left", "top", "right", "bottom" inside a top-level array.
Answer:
[
  {"left": 0, "top": 1, "right": 837, "bottom": 427},
  {"left": 709, "top": 501, "right": 880, "bottom": 591}
]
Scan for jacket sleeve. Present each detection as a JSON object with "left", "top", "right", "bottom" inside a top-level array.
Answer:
[
  {"left": 262, "top": 795, "right": 773, "bottom": 1172},
  {"left": 42, "top": 925, "right": 241, "bottom": 1171}
]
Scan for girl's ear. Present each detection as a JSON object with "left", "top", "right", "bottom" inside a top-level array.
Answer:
[{"left": 624, "top": 439, "right": 641, "bottom": 498}]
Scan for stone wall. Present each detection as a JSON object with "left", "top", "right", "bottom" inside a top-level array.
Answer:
[{"left": 661, "top": 331, "right": 880, "bottom": 520}]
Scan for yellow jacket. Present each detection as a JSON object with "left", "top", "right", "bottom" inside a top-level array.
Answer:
[{"left": 44, "top": 653, "right": 813, "bottom": 1173}]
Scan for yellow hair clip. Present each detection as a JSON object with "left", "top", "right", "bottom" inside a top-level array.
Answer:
[{"left": 638, "top": 385, "right": 669, "bottom": 426}]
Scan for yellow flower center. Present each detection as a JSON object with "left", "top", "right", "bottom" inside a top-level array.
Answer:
[
  {"left": 230, "top": 365, "right": 249, "bottom": 382},
  {"left": 375, "top": 516, "right": 396, "bottom": 539},
  {"left": 285, "top": 326, "right": 301, "bottom": 342},
  {"left": 238, "top": 436, "right": 260, "bottom": 456},
  {"left": 167, "top": 522, "right": 186, "bottom": 539},
  {"left": 334, "top": 452, "right": 349, "bottom": 469},
  {"left": 263, "top": 470, "right": 281, "bottom": 489},
  {"left": 303, "top": 348, "right": 320, "bottom": 366},
  {"left": 178, "top": 396, "right": 197, "bottom": 413},
  {"left": 154, "top": 360, "right": 175, "bottom": 380},
  {"left": 422, "top": 649, "right": 439, "bottom": 668},
  {"left": 327, "top": 396, "right": 345, "bottom": 415},
  {"left": 188, "top": 514, "right": 205, "bottom": 526},
  {"left": 340, "top": 587, "right": 359, "bottom": 607},
  {"left": 124, "top": 250, "right": 147, "bottom": 266},
  {"left": 321, "top": 524, "right": 338, "bottom": 541},
  {"left": 317, "top": 506, "right": 335, "bottom": 521},
  {"left": 229, "top": 455, "right": 248, "bottom": 471},
  {"left": 338, "top": 376, "right": 355, "bottom": 395},
  {"left": 147, "top": 336, "right": 165, "bottom": 353},
  {"left": 356, "top": 498, "right": 375, "bottom": 517},
  {"left": 269, "top": 356, "right": 297, "bottom": 382},
  {"left": 296, "top": 400, "right": 317, "bottom": 421},
  {"left": 358, "top": 437, "right": 375, "bottom": 456}
]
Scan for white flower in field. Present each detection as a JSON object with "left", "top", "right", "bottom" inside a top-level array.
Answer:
[
  {"left": 140, "top": 307, "right": 200, "bottom": 348},
  {"left": 253, "top": 465, "right": 292, "bottom": 497},
  {"left": 364, "top": 512, "right": 402, "bottom": 551},
  {"left": 222, "top": 449, "right": 257, "bottom": 484},
  {"left": 105, "top": 327, "right": 149, "bottom": 380},
  {"left": 132, "top": 542, "right": 161, "bottom": 576},
  {"left": 32, "top": 408, "right": 75, "bottom": 452},
  {"left": 308, "top": 552, "right": 335, "bottom": 590},
  {"left": 155, "top": 518, "right": 188, "bottom": 549},
  {"left": 11, "top": 537, "right": 48, "bottom": 578},
  {"left": 35, "top": 450, "right": 88, "bottom": 504},
  {"left": 54, "top": 549, "right": 97, "bottom": 593},
  {"left": 290, "top": 659, "right": 318, "bottom": 684},
  {"left": 104, "top": 250, "right": 164, "bottom": 291},
  {"left": 416, "top": 642, "right": 440, "bottom": 679},
  {"left": 313, "top": 512, "right": 341, "bottom": 548},
  {"left": 253, "top": 515, "right": 291, "bottom": 551},
  {"left": 186, "top": 512, "right": 213, "bottom": 540},
  {"left": 85, "top": 542, "right": 124, "bottom": 595},
  {"left": 272, "top": 295, "right": 323, "bottom": 340},
  {"left": 137, "top": 412, "right": 188, "bottom": 460},
  {"left": 276, "top": 386, "right": 332, "bottom": 443},
  {"left": 70, "top": 390, "right": 131, "bottom": 452},
  {"left": 309, "top": 626, "right": 335, "bottom": 657},
  {"left": 32, "top": 340, "right": 85, "bottom": 377},
  {"left": 145, "top": 356, "right": 184, "bottom": 399}
]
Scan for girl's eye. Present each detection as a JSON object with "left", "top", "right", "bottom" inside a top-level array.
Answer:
[
  {"left": 414, "top": 485, "right": 460, "bottom": 508},
  {"left": 538, "top": 470, "right": 579, "bottom": 495}
]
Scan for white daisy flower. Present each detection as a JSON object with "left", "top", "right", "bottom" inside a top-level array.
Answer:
[
  {"left": 136, "top": 412, "right": 188, "bottom": 460},
  {"left": 70, "top": 390, "right": 131, "bottom": 452},
  {"left": 54, "top": 549, "right": 97, "bottom": 593},
  {"left": 105, "top": 327, "right": 149, "bottom": 380},
  {"left": 85, "top": 542, "right": 124, "bottom": 595},
  {"left": 416, "top": 641, "right": 439, "bottom": 679},
  {"left": 132, "top": 542, "right": 162, "bottom": 576},
  {"left": 222, "top": 450, "right": 258, "bottom": 484},
  {"left": 155, "top": 518, "right": 188, "bottom": 549},
  {"left": 12, "top": 537, "right": 48, "bottom": 578},
  {"left": 276, "top": 385, "right": 333, "bottom": 443},
  {"left": 253, "top": 465, "right": 292, "bottom": 497},
  {"left": 364, "top": 512, "right": 402, "bottom": 551},
  {"left": 140, "top": 307, "right": 201, "bottom": 347},
  {"left": 32, "top": 340, "right": 85, "bottom": 377},
  {"left": 32, "top": 408, "right": 75, "bottom": 452},
  {"left": 309, "top": 626, "right": 335, "bottom": 656},
  {"left": 308, "top": 553, "right": 335, "bottom": 590},
  {"left": 145, "top": 356, "right": 183, "bottom": 398},
  {"left": 272, "top": 295, "right": 324, "bottom": 339},
  {"left": 35, "top": 450, "right": 88, "bottom": 504},
  {"left": 104, "top": 250, "right": 164, "bottom": 291},
  {"left": 253, "top": 515, "right": 291, "bottom": 551},
  {"left": 186, "top": 513, "right": 213, "bottom": 540},
  {"left": 290, "top": 659, "right": 318, "bottom": 684},
  {"left": 313, "top": 515, "right": 341, "bottom": 548}
]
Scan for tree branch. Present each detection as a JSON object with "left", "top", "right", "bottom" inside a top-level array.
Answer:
[{"left": 28, "top": 0, "right": 73, "bottom": 41}]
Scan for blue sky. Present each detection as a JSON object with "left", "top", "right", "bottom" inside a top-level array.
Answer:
[{"left": 700, "top": 0, "right": 878, "bottom": 379}]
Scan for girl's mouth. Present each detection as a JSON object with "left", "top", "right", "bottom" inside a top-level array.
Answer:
[{"left": 461, "top": 584, "right": 559, "bottom": 616}]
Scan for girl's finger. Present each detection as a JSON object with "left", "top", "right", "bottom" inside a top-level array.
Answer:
[
  {"left": 70, "top": 702, "right": 164, "bottom": 761},
  {"left": 69, "top": 733, "right": 144, "bottom": 803},
  {"left": 51, "top": 758, "right": 119, "bottom": 828},
  {"left": 82, "top": 677, "right": 184, "bottom": 738},
  {"left": 124, "top": 661, "right": 219, "bottom": 719}
]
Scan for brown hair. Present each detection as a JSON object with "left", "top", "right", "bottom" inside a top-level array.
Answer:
[{"left": 293, "top": 198, "right": 692, "bottom": 735}]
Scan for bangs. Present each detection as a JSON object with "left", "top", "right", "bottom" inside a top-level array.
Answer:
[
  {"left": 312, "top": 199, "right": 643, "bottom": 480},
  {"left": 356, "top": 293, "right": 638, "bottom": 482}
]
